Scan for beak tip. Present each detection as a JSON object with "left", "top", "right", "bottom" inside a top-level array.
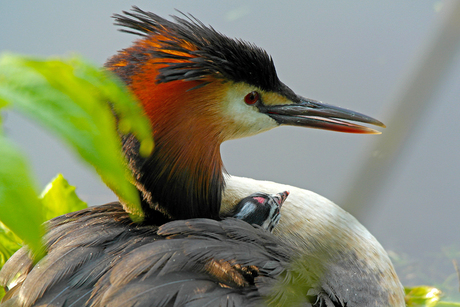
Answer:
[
  {"left": 363, "top": 127, "right": 383, "bottom": 134},
  {"left": 373, "top": 120, "right": 386, "bottom": 128}
]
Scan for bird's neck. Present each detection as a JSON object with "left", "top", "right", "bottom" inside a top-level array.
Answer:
[
  {"left": 113, "top": 58, "right": 227, "bottom": 221},
  {"left": 123, "top": 127, "right": 224, "bottom": 221}
]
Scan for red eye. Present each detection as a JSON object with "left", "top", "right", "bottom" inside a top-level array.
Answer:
[{"left": 244, "top": 91, "right": 259, "bottom": 105}]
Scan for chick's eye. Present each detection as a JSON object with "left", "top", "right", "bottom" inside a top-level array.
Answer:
[{"left": 244, "top": 91, "right": 259, "bottom": 105}]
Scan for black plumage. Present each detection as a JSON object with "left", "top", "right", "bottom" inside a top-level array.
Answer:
[{"left": 112, "top": 7, "right": 287, "bottom": 94}]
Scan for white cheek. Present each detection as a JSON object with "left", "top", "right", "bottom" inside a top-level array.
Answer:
[{"left": 221, "top": 90, "right": 278, "bottom": 140}]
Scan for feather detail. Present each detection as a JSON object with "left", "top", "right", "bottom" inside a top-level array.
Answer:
[
  {"left": 0, "top": 247, "right": 33, "bottom": 290},
  {"left": 19, "top": 246, "right": 101, "bottom": 306}
]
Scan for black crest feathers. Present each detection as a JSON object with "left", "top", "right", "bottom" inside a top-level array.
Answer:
[{"left": 113, "top": 6, "right": 282, "bottom": 91}]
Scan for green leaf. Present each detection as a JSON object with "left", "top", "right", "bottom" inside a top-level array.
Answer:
[
  {"left": 0, "top": 173, "right": 86, "bottom": 301},
  {"left": 0, "top": 222, "right": 22, "bottom": 270},
  {"left": 0, "top": 136, "right": 45, "bottom": 261},
  {"left": 0, "top": 54, "right": 154, "bottom": 221},
  {"left": 404, "top": 286, "right": 460, "bottom": 307},
  {"left": 40, "top": 174, "right": 87, "bottom": 221}
]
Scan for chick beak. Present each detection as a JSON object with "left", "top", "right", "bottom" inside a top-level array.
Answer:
[
  {"left": 274, "top": 191, "right": 290, "bottom": 208},
  {"left": 262, "top": 96, "right": 385, "bottom": 134}
]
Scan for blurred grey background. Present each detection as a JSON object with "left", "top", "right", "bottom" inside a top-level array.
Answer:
[{"left": 1, "top": 1, "right": 459, "bottom": 290}]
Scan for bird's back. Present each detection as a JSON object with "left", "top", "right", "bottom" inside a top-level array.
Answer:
[{"left": 0, "top": 203, "right": 293, "bottom": 306}]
